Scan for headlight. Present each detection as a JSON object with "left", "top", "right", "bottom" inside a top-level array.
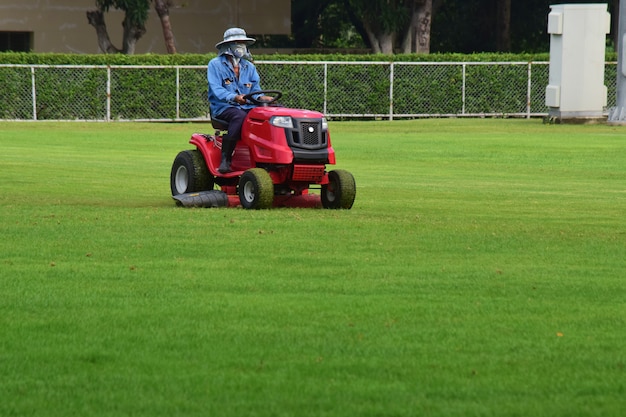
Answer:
[
  {"left": 321, "top": 117, "right": 328, "bottom": 131},
  {"left": 270, "top": 116, "right": 293, "bottom": 129}
]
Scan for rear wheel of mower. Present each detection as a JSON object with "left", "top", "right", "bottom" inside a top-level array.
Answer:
[
  {"left": 170, "top": 150, "right": 213, "bottom": 196},
  {"left": 238, "top": 168, "right": 274, "bottom": 209},
  {"left": 321, "top": 169, "right": 356, "bottom": 209}
]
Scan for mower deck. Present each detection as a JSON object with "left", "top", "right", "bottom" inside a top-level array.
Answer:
[{"left": 226, "top": 193, "right": 321, "bottom": 208}]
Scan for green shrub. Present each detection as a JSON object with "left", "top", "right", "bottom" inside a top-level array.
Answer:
[
  {"left": 256, "top": 63, "right": 326, "bottom": 110},
  {"left": 0, "top": 52, "right": 617, "bottom": 120},
  {"left": 0, "top": 66, "right": 33, "bottom": 119},
  {"left": 393, "top": 64, "right": 463, "bottom": 115}
]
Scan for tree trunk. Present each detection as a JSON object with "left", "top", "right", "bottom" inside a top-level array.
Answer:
[
  {"left": 363, "top": 21, "right": 394, "bottom": 54},
  {"left": 612, "top": 0, "right": 620, "bottom": 49},
  {"left": 87, "top": 8, "right": 145, "bottom": 55},
  {"left": 86, "top": 10, "right": 121, "bottom": 54},
  {"left": 370, "top": 32, "right": 394, "bottom": 54},
  {"left": 154, "top": 0, "right": 177, "bottom": 54},
  {"left": 496, "top": 0, "right": 512, "bottom": 52},
  {"left": 121, "top": 15, "right": 146, "bottom": 54},
  {"left": 400, "top": 0, "right": 432, "bottom": 54}
]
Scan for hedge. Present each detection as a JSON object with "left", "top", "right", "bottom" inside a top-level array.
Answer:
[
  {"left": 0, "top": 52, "right": 617, "bottom": 120},
  {"left": 0, "top": 51, "right": 565, "bottom": 65},
  {"left": 2, "top": 50, "right": 619, "bottom": 64}
]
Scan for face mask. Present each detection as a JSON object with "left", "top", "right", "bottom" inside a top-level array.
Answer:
[{"left": 232, "top": 44, "right": 247, "bottom": 59}]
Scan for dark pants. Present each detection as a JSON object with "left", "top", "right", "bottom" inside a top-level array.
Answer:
[{"left": 217, "top": 107, "right": 250, "bottom": 141}]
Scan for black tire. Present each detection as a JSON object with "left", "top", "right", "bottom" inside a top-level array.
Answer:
[
  {"left": 321, "top": 169, "right": 356, "bottom": 209},
  {"left": 170, "top": 150, "right": 213, "bottom": 196},
  {"left": 238, "top": 168, "right": 274, "bottom": 209}
]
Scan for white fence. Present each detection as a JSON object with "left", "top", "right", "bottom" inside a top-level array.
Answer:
[{"left": 0, "top": 61, "right": 618, "bottom": 121}]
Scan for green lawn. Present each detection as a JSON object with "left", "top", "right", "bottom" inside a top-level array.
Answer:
[{"left": 1, "top": 119, "right": 624, "bottom": 416}]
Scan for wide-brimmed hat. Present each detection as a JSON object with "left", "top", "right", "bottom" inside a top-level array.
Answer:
[{"left": 215, "top": 28, "right": 256, "bottom": 49}]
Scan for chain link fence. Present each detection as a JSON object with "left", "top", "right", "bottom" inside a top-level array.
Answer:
[{"left": 0, "top": 62, "right": 618, "bottom": 121}]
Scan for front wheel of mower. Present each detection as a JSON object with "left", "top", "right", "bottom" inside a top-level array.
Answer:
[
  {"left": 238, "top": 168, "right": 274, "bottom": 209},
  {"left": 321, "top": 169, "right": 356, "bottom": 209},
  {"left": 170, "top": 150, "right": 213, "bottom": 196}
]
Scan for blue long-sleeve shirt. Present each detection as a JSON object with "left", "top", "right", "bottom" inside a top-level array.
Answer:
[{"left": 207, "top": 54, "right": 263, "bottom": 117}]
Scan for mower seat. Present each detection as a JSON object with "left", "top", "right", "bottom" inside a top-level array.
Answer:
[{"left": 210, "top": 114, "right": 229, "bottom": 132}]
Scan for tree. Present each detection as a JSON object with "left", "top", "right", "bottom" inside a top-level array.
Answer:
[
  {"left": 400, "top": 0, "right": 445, "bottom": 53},
  {"left": 87, "top": 0, "right": 178, "bottom": 54},
  {"left": 495, "top": 0, "right": 511, "bottom": 52},
  {"left": 431, "top": 0, "right": 546, "bottom": 53},
  {"left": 87, "top": 0, "right": 150, "bottom": 54},
  {"left": 291, "top": 0, "right": 335, "bottom": 48},
  {"left": 347, "top": 0, "right": 406, "bottom": 54},
  {"left": 154, "top": 0, "right": 177, "bottom": 54},
  {"left": 343, "top": 0, "right": 441, "bottom": 54}
]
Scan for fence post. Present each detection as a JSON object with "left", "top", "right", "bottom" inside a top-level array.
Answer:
[
  {"left": 389, "top": 62, "right": 394, "bottom": 121},
  {"left": 106, "top": 66, "right": 111, "bottom": 121},
  {"left": 176, "top": 66, "right": 180, "bottom": 120},
  {"left": 323, "top": 62, "right": 328, "bottom": 115},
  {"left": 31, "top": 66, "right": 37, "bottom": 121},
  {"left": 526, "top": 62, "right": 532, "bottom": 119},
  {"left": 462, "top": 63, "right": 466, "bottom": 115}
]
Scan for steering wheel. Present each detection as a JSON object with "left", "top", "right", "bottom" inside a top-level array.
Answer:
[{"left": 243, "top": 90, "right": 282, "bottom": 106}]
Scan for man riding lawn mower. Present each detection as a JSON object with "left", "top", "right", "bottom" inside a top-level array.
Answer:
[{"left": 170, "top": 28, "right": 356, "bottom": 209}]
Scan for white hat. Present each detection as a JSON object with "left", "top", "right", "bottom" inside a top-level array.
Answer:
[{"left": 215, "top": 27, "right": 256, "bottom": 49}]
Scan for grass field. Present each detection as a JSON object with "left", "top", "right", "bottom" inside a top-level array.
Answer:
[{"left": 1, "top": 119, "right": 625, "bottom": 416}]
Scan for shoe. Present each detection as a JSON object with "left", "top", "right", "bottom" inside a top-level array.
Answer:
[
  {"left": 218, "top": 135, "right": 235, "bottom": 173},
  {"left": 218, "top": 154, "right": 231, "bottom": 173}
]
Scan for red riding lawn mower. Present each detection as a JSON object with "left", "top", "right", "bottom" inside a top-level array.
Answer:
[{"left": 170, "top": 90, "right": 356, "bottom": 209}]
